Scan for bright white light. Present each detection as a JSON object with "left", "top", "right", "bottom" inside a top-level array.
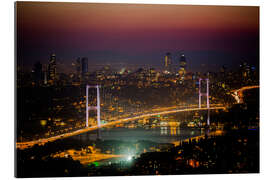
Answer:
[{"left": 127, "top": 155, "right": 132, "bottom": 161}]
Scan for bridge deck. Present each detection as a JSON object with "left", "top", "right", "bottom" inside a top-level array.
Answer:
[{"left": 16, "top": 105, "right": 225, "bottom": 150}]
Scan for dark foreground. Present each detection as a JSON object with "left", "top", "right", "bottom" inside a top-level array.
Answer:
[{"left": 16, "top": 127, "right": 259, "bottom": 177}]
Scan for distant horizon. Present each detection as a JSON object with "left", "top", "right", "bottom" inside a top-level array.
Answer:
[
  {"left": 18, "top": 51, "right": 258, "bottom": 74},
  {"left": 16, "top": 2, "right": 259, "bottom": 73}
]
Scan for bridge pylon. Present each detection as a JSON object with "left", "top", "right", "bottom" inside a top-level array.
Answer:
[
  {"left": 198, "top": 78, "right": 210, "bottom": 126},
  {"left": 86, "top": 85, "right": 101, "bottom": 128}
]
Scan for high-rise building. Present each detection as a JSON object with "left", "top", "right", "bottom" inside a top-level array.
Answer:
[
  {"left": 178, "top": 52, "right": 187, "bottom": 81},
  {"left": 164, "top": 52, "right": 172, "bottom": 71},
  {"left": 76, "top": 57, "right": 81, "bottom": 79},
  {"left": 48, "top": 53, "right": 56, "bottom": 84},
  {"left": 74, "top": 57, "right": 88, "bottom": 83},
  {"left": 81, "top": 57, "right": 88, "bottom": 80},
  {"left": 240, "top": 61, "right": 252, "bottom": 83}
]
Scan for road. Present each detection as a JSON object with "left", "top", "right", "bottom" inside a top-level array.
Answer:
[
  {"left": 16, "top": 104, "right": 225, "bottom": 150},
  {"left": 52, "top": 150, "right": 125, "bottom": 165},
  {"left": 231, "top": 85, "right": 259, "bottom": 103}
]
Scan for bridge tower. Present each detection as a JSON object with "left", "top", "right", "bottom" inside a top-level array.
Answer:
[
  {"left": 86, "top": 85, "right": 101, "bottom": 128},
  {"left": 198, "top": 78, "right": 210, "bottom": 126}
]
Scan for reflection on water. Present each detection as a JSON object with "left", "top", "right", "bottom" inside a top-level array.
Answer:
[
  {"left": 160, "top": 121, "right": 181, "bottom": 136},
  {"left": 160, "top": 126, "right": 167, "bottom": 135},
  {"left": 60, "top": 125, "right": 204, "bottom": 165},
  {"left": 53, "top": 114, "right": 212, "bottom": 165},
  {"left": 74, "top": 113, "right": 207, "bottom": 144},
  {"left": 73, "top": 126, "right": 202, "bottom": 144},
  {"left": 160, "top": 126, "right": 181, "bottom": 136},
  {"left": 51, "top": 127, "right": 224, "bottom": 166},
  {"left": 74, "top": 112, "right": 206, "bottom": 143}
]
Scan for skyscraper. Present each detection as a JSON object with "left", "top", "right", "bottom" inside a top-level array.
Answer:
[
  {"left": 240, "top": 61, "right": 252, "bottom": 83},
  {"left": 74, "top": 57, "right": 88, "bottom": 83},
  {"left": 76, "top": 57, "right": 81, "bottom": 79},
  {"left": 164, "top": 52, "right": 172, "bottom": 72},
  {"left": 81, "top": 57, "right": 88, "bottom": 80},
  {"left": 48, "top": 53, "right": 56, "bottom": 84},
  {"left": 178, "top": 52, "right": 187, "bottom": 81}
]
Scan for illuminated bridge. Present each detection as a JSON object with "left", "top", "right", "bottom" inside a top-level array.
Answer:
[
  {"left": 16, "top": 84, "right": 259, "bottom": 150},
  {"left": 16, "top": 104, "right": 225, "bottom": 150}
]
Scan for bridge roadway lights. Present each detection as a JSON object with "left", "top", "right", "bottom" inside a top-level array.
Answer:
[
  {"left": 86, "top": 85, "right": 101, "bottom": 129},
  {"left": 198, "top": 78, "right": 210, "bottom": 126},
  {"left": 16, "top": 105, "right": 225, "bottom": 150}
]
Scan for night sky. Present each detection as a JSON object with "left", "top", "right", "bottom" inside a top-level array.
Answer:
[{"left": 16, "top": 2, "right": 259, "bottom": 73}]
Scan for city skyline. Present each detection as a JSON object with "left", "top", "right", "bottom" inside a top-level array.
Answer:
[
  {"left": 15, "top": 2, "right": 260, "bottom": 177},
  {"left": 16, "top": 2, "right": 259, "bottom": 73}
]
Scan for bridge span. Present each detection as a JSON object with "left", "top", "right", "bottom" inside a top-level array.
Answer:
[{"left": 16, "top": 105, "right": 225, "bottom": 150}]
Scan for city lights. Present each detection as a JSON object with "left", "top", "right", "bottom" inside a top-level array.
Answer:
[{"left": 15, "top": 2, "right": 259, "bottom": 177}]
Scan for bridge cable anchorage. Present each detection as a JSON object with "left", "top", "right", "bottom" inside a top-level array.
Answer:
[
  {"left": 86, "top": 85, "right": 101, "bottom": 129},
  {"left": 198, "top": 78, "right": 210, "bottom": 126}
]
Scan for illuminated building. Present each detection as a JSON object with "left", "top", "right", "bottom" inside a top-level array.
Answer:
[
  {"left": 178, "top": 52, "right": 187, "bottom": 81},
  {"left": 240, "top": 61, "right": 252, "bottom": 83},
  {"left": 164, "top": 52, "right": 172, "bottom": 72},
  {"left": 75, "top": 57, "right": 88, "bottom": 82},
  {"left": 48, "top": 53, "right": 56, "bottom": 84}
]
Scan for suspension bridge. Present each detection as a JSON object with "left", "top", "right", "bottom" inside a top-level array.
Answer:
[
  {"left": 16, "top": 105, "right": 225, "bottom": 150},
  {"left": 16, "top": 79, "right": 259, "bottom": 150}
]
